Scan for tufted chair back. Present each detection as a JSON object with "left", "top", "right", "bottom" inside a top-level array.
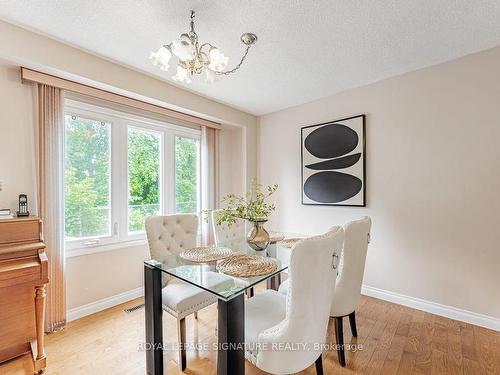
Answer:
[
  {"left": 211, "top": 209, "right": 247, "bottom": 250},
  {"left": 256, "top": 226, "right": 344, "bottom": 374},
  {"left": 331, "top": 216, "right": 372, "bottom": 317},
  {"left": 145, "top": 214, "right": 199, "bottom": 265}
]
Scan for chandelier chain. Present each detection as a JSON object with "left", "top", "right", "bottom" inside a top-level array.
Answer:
[{"left": 213, "top": 45, "right": 251, "bottom": 75}]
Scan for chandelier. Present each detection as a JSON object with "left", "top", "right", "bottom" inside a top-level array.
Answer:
[{"left": 149, "top": 10, "right": 258, "bottom": 83}]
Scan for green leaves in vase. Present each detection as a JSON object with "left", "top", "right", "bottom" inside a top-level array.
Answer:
[{"left": 204, "top": 180, "right": 278, "bottom": 227}]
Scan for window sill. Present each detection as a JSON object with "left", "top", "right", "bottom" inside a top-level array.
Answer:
[{"left": 65, "top": 239, "right": 148, "bottom": 258}]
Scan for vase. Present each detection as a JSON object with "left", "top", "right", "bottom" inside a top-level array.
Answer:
[{"left": 246, "top": 220, "right": 270, "bottom": 251}]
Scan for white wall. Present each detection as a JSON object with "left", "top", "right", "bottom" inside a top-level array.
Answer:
[
  {"left": 0, "top": 19, "right": 257, "bottom": 312},
  {"left": 0, "top": 62, "right": 37, "bottom": 213},
  {"left": 219, "top": 125, "right": 244, "bottom": 198},
  {"left": 259, "top": 46, "right": 500, "bottom": 320}
]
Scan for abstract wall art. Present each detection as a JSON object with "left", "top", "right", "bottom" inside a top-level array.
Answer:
[{"left": 301, "top": 114, "right": 366, "bottom": 206}]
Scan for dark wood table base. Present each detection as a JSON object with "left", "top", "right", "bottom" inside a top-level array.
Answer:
[
  {"left": 217, "top": 294, "right": 245, "bottom": 375},
  {"left": 144, "top": 262, "right": 163, "bottom": 375},
  {"left": 144, "top": 262, "right": 282, "bottom": 375}
]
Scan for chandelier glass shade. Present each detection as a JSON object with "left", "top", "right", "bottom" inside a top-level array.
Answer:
[{"left": 150, "top": 10, "right": 257, "bottom": 83}]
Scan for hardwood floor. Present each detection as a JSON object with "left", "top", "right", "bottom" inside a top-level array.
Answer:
[{"left": 1, "top": 291, "right": 499, "bottom": 375}]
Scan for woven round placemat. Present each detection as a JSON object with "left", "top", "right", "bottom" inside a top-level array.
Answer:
[
  {"left": 278, "top": 238, "right": 302, "bottom": 248},
  {"left": 269, "top": 232, "right": 285, "bottom": 243},
  {"left": 217, "top": 254, "right": 278, "bottom": 277},
  {"left": 179, "top": 246, "right": 234, "bottom": 263}
]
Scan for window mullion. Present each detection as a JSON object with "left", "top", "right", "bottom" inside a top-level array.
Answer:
[
  {"left": 165, "top": 130, "right": 175, "bottom": 214},
  {"left": 113, "top": 120, "right": 128, "bottom": 242},
  {"left": 160, "top": 130, "right": 167, "bottom": 216}
]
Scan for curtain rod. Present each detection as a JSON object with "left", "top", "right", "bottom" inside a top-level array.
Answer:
[{"left": 21, "top": 67, "right": 221, "bottom": 130}]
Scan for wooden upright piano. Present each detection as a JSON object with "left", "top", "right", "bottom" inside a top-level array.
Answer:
[{"left": 0, "top": 217, "right": 48, "bottom": 374}]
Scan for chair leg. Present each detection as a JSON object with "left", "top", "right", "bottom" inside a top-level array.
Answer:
[
  {"left": 194, "top": 311, "right": 198, "bottom": 320},
  {"left": 315, "top": 353, "right": 324, "bottom": 375},
  {"left": 349, "top": 311, "right": 358, "bottom": 337},
  {"left": 246, "top": 287, "right": 254, "bottom": 298},
  {"left": 177, "top": 318, "right": 187, "bottom": 371},
  {"left": 334, "top": 317, "right": 346, "bottom": 367}
]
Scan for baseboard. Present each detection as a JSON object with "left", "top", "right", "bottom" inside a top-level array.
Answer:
[
  {"left": 362, "top": 284, "right": 500, "bottom": 332},
  {"left": 67, "top": 287, "right": 144, "bottom": 322}
]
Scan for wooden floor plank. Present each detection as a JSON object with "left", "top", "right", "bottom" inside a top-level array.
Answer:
[
  {"left": 345, "top": 297, "right": 392, "bottom": 372},
  {"left": 473, "top": 325, "right": 500, "bottom": 375},
  {"left": 431, "top": 349, "right": 448, "bottom": 375},
  {"left": 379, "top": 309, "right": 414, "bottom": 375},
  {"left": 363, "top": 304, "right": 401, "bottom": 375},
  {"left": 432, "top": 321, "right": 449, "bottom": 353},
  {"left": 446, "top": 318, "right": 463, "bottom": 375},
  {"left": 405, "top": 310, "right": 425, "bottom": 355},
  {"left": 460, "top": 323, "right": 478, "bottom": 361},
  {"left": 462, "top": 357, "right": 484, "bottom": 375},
  {"left": 412, "top": 312, "right": 435, "bottom": 374},
  {"left": 396, "top": 350, "right": 417, "bottom": 375}
]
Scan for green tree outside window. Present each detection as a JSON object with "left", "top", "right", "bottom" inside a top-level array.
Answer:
[{"left": 175, "top": 137, "right": 199, "bottom": 213}]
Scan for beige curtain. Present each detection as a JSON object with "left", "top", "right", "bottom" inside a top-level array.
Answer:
[
  {"left": 200, "top": 126, "right": 219, "bottom": 245},
  {"left": 38, "top": 85, "right": 66, "bottom": 332}
]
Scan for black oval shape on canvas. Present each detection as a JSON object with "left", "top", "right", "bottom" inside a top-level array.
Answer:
[
  {"left": 305, "top": 153, "right": 361, "bottom": 170},
  {"left": 304, "top": 123, "right": 358, "bottom": 159},
  {"left": 304, "top": 171, "right": 362, "bottom": 203}
]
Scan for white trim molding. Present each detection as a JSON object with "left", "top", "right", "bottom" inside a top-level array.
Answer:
[
  {"left": 65, "top": 239, "right": 147, "bottom": 258},
  {"left": 362, "top": 284, "right": 500, "bottom": 332},
  {"left": 67, "top": 287, "right": 144, "bottom": 322},
  {"left": 21, "top": 67, "right": 221, "bottom": 129}
]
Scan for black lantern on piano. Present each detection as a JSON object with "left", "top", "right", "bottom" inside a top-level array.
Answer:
[{"left": 17, "top": 194, "right": 30, "bottom": 217}]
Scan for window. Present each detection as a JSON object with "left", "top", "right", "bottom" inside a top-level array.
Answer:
[
  {"left": 64, "top": 115, "right": 111, "bottom": 241},
  {"left": 175, "top": 136, "right": 200, "bottom": 213},
  {"left": 128, "top": 128, "right": 162, "bottom": 233},
  {"left": 64, "top": 100, "right": 201, "bottom": 251}
]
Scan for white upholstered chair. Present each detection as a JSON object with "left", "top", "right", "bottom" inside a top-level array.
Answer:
[
  {"left": 277, "top": 217, "right": 372, "bottom": 367},
  {"left": 245, "top": 226, "right": 344, "bottom": 375},
  {"left": 330, "top": 216, "right": 372, "bottom": 366},
  {"left": 211, "top": 209, "right": 247, "bottom": 250},
  {"left": 145, "top": 214, "right": 221, "bottom": 371},
  {"left": 211, "top": 209, "right": 259, "bottom": 297}
]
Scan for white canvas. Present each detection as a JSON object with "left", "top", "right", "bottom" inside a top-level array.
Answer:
[{"left": 301, "top": 115, "right": 365, "bottom": 206}]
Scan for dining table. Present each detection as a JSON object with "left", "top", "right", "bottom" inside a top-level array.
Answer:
[{"left": 144, "top": 241, "right": 290, "bottom": 375}]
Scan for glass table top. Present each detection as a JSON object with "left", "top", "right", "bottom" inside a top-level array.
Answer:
[{"left": 145, "top": 242, "right": 290, "bottom": 301}]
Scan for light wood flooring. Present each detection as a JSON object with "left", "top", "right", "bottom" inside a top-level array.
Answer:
[{"left": 1, "top": 291, "right": 499, "bottom": 375}]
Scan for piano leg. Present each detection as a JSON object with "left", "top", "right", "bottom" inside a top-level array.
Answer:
[{"left": 33, "top": 285, "right": 47, "bottom": 374}]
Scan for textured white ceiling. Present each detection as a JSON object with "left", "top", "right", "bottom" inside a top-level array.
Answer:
[{"left": 1, "top": 1, "right": 500, "bottom": 115}]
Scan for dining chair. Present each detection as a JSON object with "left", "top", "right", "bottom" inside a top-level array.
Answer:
[
  {"left": 277, "top": 217, "right": 372, "bottom": 367},
  {"left": 211, "top": 209, "right": 258, "bottom": 297},
  {"left": 145, "top": 214, "right": 223, "bottom": 371},
  {"left": 330, "top": 216, "right": 372, "bottom": 367},
  {"left": 211, "top": 209, "right": 247, "bottom": 250},
  {"left": 245, "top": 226, "right": 344, "bottom": 375}
]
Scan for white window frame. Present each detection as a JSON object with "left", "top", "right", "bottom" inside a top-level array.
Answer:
[
  {"left": 63, "top": 99, "right": 201, "bottom": 255},
  {"left": 173, "top": 134, "right": 202, "bottom": 215}
]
